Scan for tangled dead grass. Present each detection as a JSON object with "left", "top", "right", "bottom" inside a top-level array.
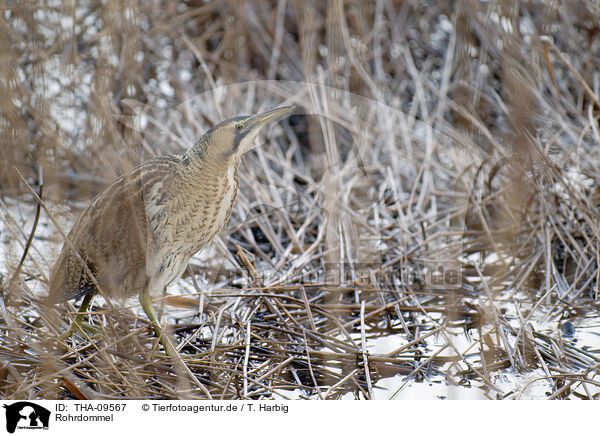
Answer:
[{"left": 1, "top": 0, "right": 600, "bottom": 399}]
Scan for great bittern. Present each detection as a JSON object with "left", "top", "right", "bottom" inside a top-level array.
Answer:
[{"left": 47, "top": 105, "right": 295, "bottom": 357}]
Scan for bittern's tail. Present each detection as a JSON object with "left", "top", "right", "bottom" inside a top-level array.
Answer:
[{"left": 47, "top": 251, "right": 96, "bottom": 304}]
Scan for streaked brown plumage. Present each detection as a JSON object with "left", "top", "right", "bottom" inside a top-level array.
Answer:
[{"left": 48, "top": 105, "right": 295, "bottom": 355}]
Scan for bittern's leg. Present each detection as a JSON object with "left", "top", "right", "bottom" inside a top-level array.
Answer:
[
  {"left": 59, "top": 293, "right": 97, "bottom": 340},
  {"left": 139, "top": 289, "right": 178, "bottom": 358},
  {"left": 157, "top": 285, "right": 167, "bottom": 321},
  {"left": 139, "top": 290, "right": 211, "bottom": 393}
]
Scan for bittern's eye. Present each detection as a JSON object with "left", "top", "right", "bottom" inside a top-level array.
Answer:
[{"left": 235, "top": 123, "right": 243, "bottom": 131}]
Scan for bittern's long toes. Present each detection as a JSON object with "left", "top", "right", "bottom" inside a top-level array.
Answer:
[{"left": 58, "top": 320, "right": 102, "bottom": 342}]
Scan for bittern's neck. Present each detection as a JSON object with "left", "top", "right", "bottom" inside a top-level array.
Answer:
[
  {"left": 181, "top": 138, "right": 207, "bottom": 166},
  {"left": 181, "top": 138, "right": 235, "bottom": 176}
]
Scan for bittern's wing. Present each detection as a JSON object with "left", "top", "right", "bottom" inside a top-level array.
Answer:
[{"left": 48, "top": 155, "right": 182, "bottom": 302}]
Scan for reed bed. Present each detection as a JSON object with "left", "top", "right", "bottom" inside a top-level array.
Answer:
[{"left": 1, "top": 0, "right": 599, "bottom": 399}]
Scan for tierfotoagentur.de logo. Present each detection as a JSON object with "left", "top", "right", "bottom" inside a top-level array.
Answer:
[{"left": 2, "top": 402, "right": 50, "bottom": 434}]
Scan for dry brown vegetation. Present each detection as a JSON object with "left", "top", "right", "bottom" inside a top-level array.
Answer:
[{"left": 1, "top": 0, "right": 600, "bottom": 399}]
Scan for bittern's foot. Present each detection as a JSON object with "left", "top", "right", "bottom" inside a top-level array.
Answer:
[
  {"left": 138, "top": 289, "right": 181, "bottom": 360},
  {"left": 147, "top": 322, "right": 181, "bottom": 360},
  {"left": 58, "top": 320, "right": 102, "bottom": 342},
  {"left": 58, "top": 293, "right": 98, "bottom": 342}
]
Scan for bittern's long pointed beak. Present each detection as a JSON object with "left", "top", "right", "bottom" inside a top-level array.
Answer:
[{"left": 246, "top": 105, "right": 295, "bottom": 132}]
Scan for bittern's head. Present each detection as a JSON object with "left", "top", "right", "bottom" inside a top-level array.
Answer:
[{"left": 195, "top": 105, "right": 295, "bottom": 164}]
